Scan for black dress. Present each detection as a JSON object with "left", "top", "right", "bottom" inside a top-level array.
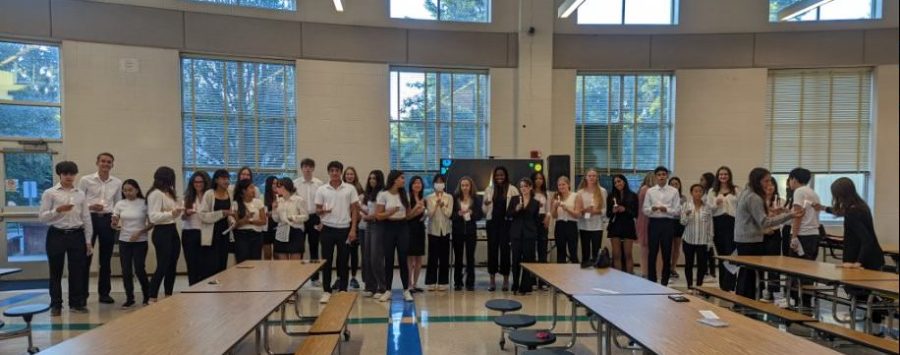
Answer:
[
  {"left": 606, "top": 190, "right": 638, "bottom": 239},
  {"left": 209, "top": 197, "right": 231, "bottom": 276},
  {"left": 408, "top": 197, "right": 426, "bottom": 256}
]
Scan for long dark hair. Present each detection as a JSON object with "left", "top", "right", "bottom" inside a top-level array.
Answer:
[
  {"left": 121, "top": 179, "right": 146, "bottom": 200},
  {"left": 746, "top": 167, "right": 770, "bottom": 200},
  {"left": 408, "top": 175, "right": 424, "bottom": 204},
  {"left": 765, "top": 176, "right": 780, "bottom": 213},
  {"left": 277, "top": 177, "right": 296, "bottom": 194},
  {"left": 701, "top": 172, "right": 716, "bottom": 192},
  {"left": 264, "top": 176, "right": 278, "bottom": 210},
  {"left": 491, "top": 166, "right": 510, "bottom": 201},
  {"left": 148, "top": 166, "right": 176, "bottom": 200},
  {"left": 530, "top": 171, "right": 547, "bottom": 197},
  {"left": 610, "top": 174, "right": 633, "bottom": 202},
  {"left": 233, "top": 179, "right": 254, "bottom": 219},
  {"left": 385, "top": 170, "right": 410, "bottom": 209},
  {"left": 184, "top": 170, "right": 210, "bottom": 209},
  {"left": 669, "top": 176, "right": 683, "bottom": 197},
  {"left": 365, "top": 170, "right": 385, "bottom": 203},
  {"left": 830, "top": 177, "right": 868, "bottom": 216},
  {"left": 211, "top": 169, "right": 230, "bottom": 191},
  {"left": 713, "top": 166, "right": 736, "bottom": 195},
  {"left": 238, "top": 166, "right": 253, "bottom": 182}
]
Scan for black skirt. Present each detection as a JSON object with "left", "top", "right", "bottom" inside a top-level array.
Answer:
[
  {"left": 274, "top": 227, "right": 305, "bottom": 254},
  {"left": 408, "top": 220, "right": 426, "bottom": 256},
  {"left": 607, "top": 216, "right": 637, "bottom": 240}
]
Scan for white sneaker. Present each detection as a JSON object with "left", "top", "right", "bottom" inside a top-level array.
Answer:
[
  {"left": 373, "top": 292, "right": 383, "bottom": 299},
  {"left": 437, "top": 285, "right": 447, "bottom": 291},
  {"left": 319, "top": 292, "right": 331, "bottom": 304},
  {"left": 403, "top": 290, "right": 414, "bottom": 302},
  {"left": 428, "top": 285, "right": 437, "bottom": 291},
  {"left": 361, "top": 291, "right": 374, "bottom": 297},
  {"left": 378, "top": 291, "right": 392, "bottom": 302}
]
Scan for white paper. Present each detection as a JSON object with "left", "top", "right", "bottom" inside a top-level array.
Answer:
[
  {"left": 584, "top": 212, "right": 592, "bottom": 219},
  {"left": 592, "top": 288, "right": 620, "bottom": 294},
  {"left": 699, "top": 310, "right": 719, "bottom": 319}
]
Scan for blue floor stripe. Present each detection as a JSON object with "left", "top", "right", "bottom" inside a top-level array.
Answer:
[
  {"left": 386, "top": 290, "right": 422, "bottom": 355},
  {"left": 0, "top": 292, "right": 45, "bottom": 307}
]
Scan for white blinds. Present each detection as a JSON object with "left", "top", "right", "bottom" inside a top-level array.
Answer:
[
  {"left": 575, "top": 73, "right": 674, "bottom": 176},
  {"left": 766, "top": 68, "right": 872, "bottom": 173}
]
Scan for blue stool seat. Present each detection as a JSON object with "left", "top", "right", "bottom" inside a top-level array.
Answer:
[
  {"left": 509, "top": 329, "right": 557, "bottom": 349},
  {"left": 3, "top": 304, "right": 50, "bottom": 318},
  {"left": 494, "top": 314, "right": 537, "bottom": 328},
  {"left": 522, "top": 348, "right": 574, "bottom": 355},
  {"left": 485, "top": 299, "right": 522, "bottom": 312}
]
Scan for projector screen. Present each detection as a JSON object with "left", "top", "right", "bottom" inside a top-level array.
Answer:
[{"left": 439, "top": 158, "right": 544, "bottom": 193}]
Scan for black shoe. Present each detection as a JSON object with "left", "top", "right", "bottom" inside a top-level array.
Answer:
[
  {"left": 121, "top": 300, "right": 135, "bottom": 309},
  {"left": 466, "top": 286, "right": 475, "bottom": 291},
  {"left": 349, "top": 278, "right": 360, "bottom": 289},
  {"left": 488, "top": 285, "right": 496, "bottom": 292},
  {"left": 501, "top": 285, "right": 509, "bottom": 292},
  {"left": 414, "top": 287, "right": 425, "bottom": 293},
  {"left": 331, "top": 280, "right": 340, "bottom": 291},
  {"left": 454, "top": 285, "right": 463, "bottom": 291},
  {"left": 71, "top": 307, "right": 89, "bottom": 314},
  {"left": 99, "top": 295, "right": 115, "bottom": 304},
  {"left": 51, "top": 308, "right": 61, "bottom": 317},
  {"left": 511, "top": 284, "right": 519, "bottom": 293},
  {"left": 670, "top": 271, "right": 680, "bottom": 279}
]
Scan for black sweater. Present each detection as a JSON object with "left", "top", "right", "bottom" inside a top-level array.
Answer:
[
  {"left": 507, "top": 195, "right": 541, "bottom": 241},
  {"left": 836, "top": 207, "right": 884, "bottom": 270},
  {"left": 451, "top": 195, "right": 483, "bottom": 236}
]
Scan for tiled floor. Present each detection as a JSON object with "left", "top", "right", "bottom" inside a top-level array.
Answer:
[{"left": 0, "top": 266, "right": 893, "bottom": 355}]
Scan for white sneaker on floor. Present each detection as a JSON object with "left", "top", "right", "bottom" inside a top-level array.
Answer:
[
  {"left": 428, "top": 285, "right": 437, "bottom": 291},
  {"left": 403, "top": 290, "right": 414, "bottom": 301},
  {"left": 378, "top": 291, "right": 392, "bottom": 302},
  {"left": 437, "top": 285, "right": 447, "bottom": 291},
  {"left": 373, "top": 292, "right": 383, "bottom": 299},
  {"left": 319, "top": 292, "right": 331, "bottom": 304},
  {"left": 361, "top": 291, "right": 374, "bottom": 297}
]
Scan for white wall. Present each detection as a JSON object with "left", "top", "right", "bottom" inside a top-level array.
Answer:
[{"left": 872, "top": 65, "right": 899, "bottom": 245}]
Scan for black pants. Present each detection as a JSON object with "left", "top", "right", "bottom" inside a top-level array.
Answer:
[
  {"left": 87, "top": 213, "right": 116, "bottom": 298},
  {"left": 511, "top": 238, "right": 536, "bottom": 292},
  {"left": 452, "top": 232, "right": 477, "bottom": 288},
  {"left": 384, "top": 220, "right": 410, "bottom": 290},
  {"left": 320, "top": 226, "right": 350, "bottom": 293},
  {"left": 762, "top": 232, "right": 782, "bottom": 295},
  {"left": 304, "top": 214, "right": 321, "bottom": 281},
  {"left": 234, "top": 229, "right": 263, "bottom": 263},
  {"left": 536, "top": 219, "right": 548, "bottom": 263},
  {"left": 212, "top": 233, "right": 230, "bottom": 274},
  {"left": 149, "top": 224, "right": 180, "bottom": 298},
  {"left": 425, "top": 235, "right": 450, "bottom": 285},
  {"left": 349, "top": 233, "right": 359, "bottom": 278},
  {"left": 579, "top": 229, "right": 603, "bottom": 262},
  {"left": 119, "top": 241, "right": 149, "bottom": 302},
  {"left": 647, "top": 218, "right": 675, "bottom": 285},
  {"left": 682, "top": 242, "right": 709, "bottom": 288},
  {"left": 486, "top": 219, "right": 510, "bottom": 276},
  {"left": 47, "top": 228, "right": 87, "bottom": 309},
  {"left": 555, "top": 221, "right": 578, "bottom": 263},
  {"left": 790, "top": 234, "right": 821, "bottom": 304},
  {"left": 707, "top": 246, "right": 717, "bottom": 277},
  {"left": 736, "top": 241, "right": 767, "bottom": 299},
  {"left": 713, "top": 215, "right": 736, "bottom": 291},
  {"left": 181, "top": 229, "right": 202, "bottom": 285}
]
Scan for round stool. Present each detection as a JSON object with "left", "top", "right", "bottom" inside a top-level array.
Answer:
[
  {"left": 494, "top": 314, "right": 537, "bottom": 349},
  {"left": 2, "top": 303, "right": 50, "bottom": 354},
  {"left": 522, "top": 348, "right": 575, "bottom": 355},
  {"left": 509, "top": 329, "right": 557, "bottom": 353},
  {"left": 485, "top": 299, "right": 524, "bottom": 349}
]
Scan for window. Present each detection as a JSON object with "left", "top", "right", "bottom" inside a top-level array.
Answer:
[
  {"left": 390, "top": 0, "right": 491, "bottom": 23},
  {"left": 182, "top": 57, "right": 297, "bottom": 188},
  {"left": 766, "top": 68, "right": 872, "bottom": 221},
  {"left": 186, "top": 0, "right": 296, "bottom": 11},
  {"left": 769, "top": 0, "right": 881, "bottom": 22},
  {"left": 577, "top": 0, "right": 678, "bottom": 25},
  {"left": 0, "top": 41, "right": 61, "bottom": 139},
  {"left": 575, "top": 73, "right": 675, "bottom": 183},
  {"left": 389, "top": 68, "right": 490, "bottom": 184}
]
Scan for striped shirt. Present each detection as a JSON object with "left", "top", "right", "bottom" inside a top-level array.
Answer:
[{"left": 680, "top": 200, "right": 714, "bottom": 246}]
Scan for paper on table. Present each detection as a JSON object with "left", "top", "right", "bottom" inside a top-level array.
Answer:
[
  {"left": 699, "top": 310, "right": 719, "bottom": 319},
  {"left": 592, "top": 288, "right": 620, "bottom": 294}
]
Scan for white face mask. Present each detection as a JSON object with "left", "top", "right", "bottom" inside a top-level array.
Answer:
[{"left": 433, "top": 183, "right": 445, "bottom": 192}]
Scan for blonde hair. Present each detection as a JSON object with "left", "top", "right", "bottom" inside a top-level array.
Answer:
[
  {"left": 577, "top": 168, "right": 604, "bottom": 207},
  {"left": 641, "top": 171, "right": 654, "bottom": 188},
  {"left": 556, "top": 176, "right": 572, "bottom": 198}
]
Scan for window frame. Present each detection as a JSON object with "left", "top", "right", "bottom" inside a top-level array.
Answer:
[
  {"left": 0, "top": 39, "right": 63, "bottom": 142},
  {"left": 184, "top": 0, "right": 297, "bottom": 12},
  {"left": 388, "top": 66, "right": 491, "bottom": 181},
  {"left": 389, "top": 0, "right": 493, "bottom": 24},
  {"left": 576, "top": 0, "right": 680, "bottom": 25},
  {"left": 180, "top": 54, "right": 297, "bottom": 183},
  {"left": 574, "top": 71, "right": 676, "bottom": 180},
  {"left": 768, "top": 0, "right": 882, "bottom": 22}
]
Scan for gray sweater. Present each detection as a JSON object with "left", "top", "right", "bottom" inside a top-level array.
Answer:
[{"left": 733, "top": 188, "right": 793, "bottom": 243}]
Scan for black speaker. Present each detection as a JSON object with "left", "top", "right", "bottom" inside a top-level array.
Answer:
[{"left": 547, "top": 155, "right": 570, "bottom": 192}]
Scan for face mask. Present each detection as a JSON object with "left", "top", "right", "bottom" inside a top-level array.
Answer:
[{"left": 433, "top": 183, "right": 445, "bottom": 192}]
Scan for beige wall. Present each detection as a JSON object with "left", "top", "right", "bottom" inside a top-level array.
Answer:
[{"left": 872, "top": 65, "right": 899, "bottom": 246}]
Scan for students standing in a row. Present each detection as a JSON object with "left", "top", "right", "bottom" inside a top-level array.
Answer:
[
  {"left": 112, "top": 179, "right": 152, "bottom": 308},
  {"left": 376, "top": 170, "right": 412, "bottom": 302},
  {"left": 294, "top": 159, "right": 324, "bottom": 286},
  {"left": 406, "top": 176, "right": 427, "bottom": 293},
  {"left": 425, "top": 175, "right": 452, "bottom": 291},
  {"left": 272, "top": 178, "right": 308, "bottom": 261},
  {"left": 343, "top": 167, "right": 365, "bottom": 290},
  {"left": 146, "top": 167, "right": 183, "bottom": 304},
  {"left": 531, "top": 172, "right": 550, "bottom": 290},
  {"left": 360, "top": 170, "right": 385, "bottom": 297},
  {"left": 451, "top": 176, "right": 482, "bottom": 291},
  {"left": 509, "top": 178, "right": 541, "bottom": 295},
  {"left": 77, "top": 152, "right": 121, "bottom": 305},
  {"left": 577, "top": 169, "right": 607, "bottom": 264},
  {"left": 710, "top": 166, "right": 738, "bottom": 291},
  {"left": 680, "top": 183, "right": 713, "bottom": 290},
  {"left": 642, "top": 166, "right": 681, "bottom": 286},
  {"left": 606, "top": 174, "right": 639, "bottom": 273},
  {"left": 484, "top": 166, "right": 519, "bottom": 292},
  {"left": 231, "top": 179, "right": 266, "bottom": 263},
  {"left": 551, "top": 176, "right": 579, "bottom": 264},
  {"left": 315, "top": 161, "right": 360, "bottom": 304}
]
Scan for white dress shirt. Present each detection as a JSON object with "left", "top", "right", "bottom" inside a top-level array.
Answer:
[
  {"left": 147, "top": 190, "right": 178, "bottom": 225},
  {"left": 577, "top": 188, "right": 607, "bottom": 231},
  {"left": 273, "top": 194, "right": 309, "bottom": 229},
  {"left": 792, "top": 185, "right": 821, "bottom": 236},
  {"left": 642, "top": 185, "right": 682, "bottom": 219},
  {"left": 113, "top": 198, "right": 148, "bottom": 242},
  {"left": 39, "top": 184, "right": 93, "bottom": 243},
  {"left": 293, "top": 176, "right": 323, "bottom": 215},
  {"left": 233, "top": 198, "right": 265, "bottom": 232},
  {"left": 315, "top": 182, "right": 359, "bottom": 228},
  {"left": 77, "top": 172, "right": 122, "bottom": 214},
  {"left": 707, "top": 189, "right": 738, "bottom": 217},
  {"left": 376, "top": 190, "right": 407, "bottom": 220}
]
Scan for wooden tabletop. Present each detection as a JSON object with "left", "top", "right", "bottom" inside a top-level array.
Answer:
[
  {"left": 183, "top": 260, "right": 324, "bottom": 293},
  {"left": 841, "top": 280, "right": 900, "bottom": 298},
  {"left": 718, "top": 255, "right": 898, "bottom": 282},
  {"left": 41, "top": 291, "right": 292, "bottom": 355},
  {"left": 522, "top": 263, "right": 680, "bottom": 296},
  {"left": 575, "top": 294, "right": 841, "bottom": 355},
  {"left": 882, "top": 244, "right": 899, "bottom": 257},
  {"left": 0, "top": 268, "right": 22, "bottom": 277}
]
